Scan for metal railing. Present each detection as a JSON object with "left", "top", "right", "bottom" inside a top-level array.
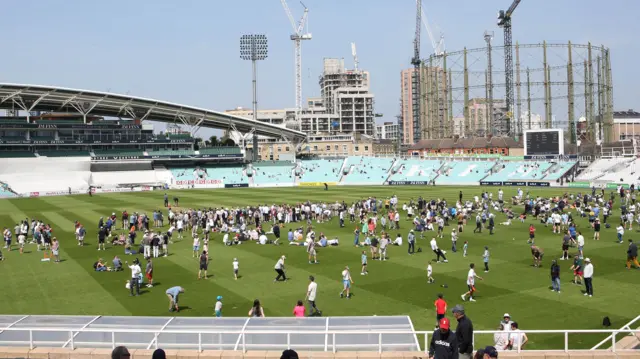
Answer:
[
  {"left": 0, "top": 327, "right": 639, "bottom": 353},
  {"left": 591, "top": 315, "right": 640, "bottom": 350}
]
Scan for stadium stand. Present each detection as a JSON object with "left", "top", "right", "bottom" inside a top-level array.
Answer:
[
  {"left": 0, "top": 151, "right": 35, "bottom": 158},
  {"left": 148, "top": 149, "right": 195, "bottom": 156},
  {"left": 36, "top": 150, "right": 90, "bottom": 157},
  {"left": 484, "top": 161, "right": 553, "bottom": 182},
  {"left": 298, "top": 159, "right": 344, "bottom": 183},
  {"left": 251, "top": 162, "right": 295, "bottom": 186},
  {"left": 597, "top": 158, "right": 640, "bottom": 183},
  {"left": 93, "top": 149, "right": 145, "bottom": 157},
  {"left": 198, "top": 147, "right": 242, "bottom": 156},
  {"left": 436, "top": 160, "right": 495, "bottom": 184},
  {"left": 577, "top": 157, "right": 633, "bottom": 181},
  {"left": 0, "top": 157, "right": 91, "bottom": 193},
  {"left": 170, "top": 166, "right": 248, "bottom": 185},
  {"left": 89, "top": 170, "right": 169, "bottom": 187},
  {"left": 342, "top": 156, "right": 395, "bottom": 184},
  {"left": 0, "top": 183, "right": 16, "bottom": 198},
  {"left": 388, "top": 159, "right": 442, "bottom": 183},
  {"left": 544, "top": 161, "right": 578, "bottom": 181}
]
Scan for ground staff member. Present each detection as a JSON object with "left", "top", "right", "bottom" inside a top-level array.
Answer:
[
  {"left": 429, "top": 318, "right": 458, "bottom": 359},
  {"left": 452, "top": 305, "right": 473, "bottom": 359},
  {"left": 166, "top": 286, "right": 185, "bottom": 312}
]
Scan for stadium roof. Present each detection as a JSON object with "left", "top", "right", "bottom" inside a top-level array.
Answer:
[{"left": 0, "top": 83, "right": 306, "bottom": 140}]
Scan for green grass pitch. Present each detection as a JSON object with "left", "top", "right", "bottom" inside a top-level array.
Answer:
[{"left": 1, "top": 185, "right": 638, "bottom": 350}]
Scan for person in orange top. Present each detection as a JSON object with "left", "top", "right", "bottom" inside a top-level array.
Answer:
[
  {"left": 528, "top": 224, "right": 536, "bottom": 244},
  {"left": 434, "top": 293, "right": 447, "bottom": 329}
]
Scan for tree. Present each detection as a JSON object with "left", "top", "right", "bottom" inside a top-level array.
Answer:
[
  {"left": 209, "top": 136, "right": 219, "bottom": 146},
  {"left": 221, "top": 138, "right": 236, "bottom": 147}
]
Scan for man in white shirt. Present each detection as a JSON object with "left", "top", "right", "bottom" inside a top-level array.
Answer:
[
  {"left": 508, "top": 322, "right": 528, "bottom": 350},
  {"left": 393, "top": 234, "right": 403, "bottom": 246},
  {"left": 379, "top": 235, "right": 389, "bottom": 261},
  {"left": 127, "top": 258, "right": 142, "bottom": 296},
  {"left": 258, "top": 234, "right": 268, "bottom": 245},
  {"left": 430, "top": 238, "right": 448, "bottom": 263},
  {"left": 305, "top": 275, "right": 321, "bottom": 316},
  {"left": 461, "top": 263, "right": 483, "bottom": 302},
  {"left": 274, "top": 255, "right": 287, "bottom": 282},
  {"left": 576, "top": 231, "right": 585, "bottom": 256},
  {"left": 583, "top": 258, "right": 594, "bottom": 297}
]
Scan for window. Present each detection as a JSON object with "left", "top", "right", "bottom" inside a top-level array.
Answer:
[
  {"left": 285, "top": 146, "right": 290, "bottom": 151},
  {"left": 364, "top": 146, "right": 369, "bottom": 151},
  {"left": 355, "top": 146, "right": 359, "bottom": 152},
  {"left": 343, "top": 145, "right": 347, "bottom": 151},
  {"left": 334, "top": 145, "right": 338, "bottom": 150},
  {"left": 277, "top": 147, "right": 281, "bottom": 152},
  {"left": 326, "top": 145, "right": 330, "bottom": 151},
  {"left": 313, "top": 145, "right": 318, "bottom": 151}
]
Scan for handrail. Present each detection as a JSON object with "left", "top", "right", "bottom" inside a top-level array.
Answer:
[
  {"left": 0, "top": 327, "right": 639, "bottom": 353},
  {"left": 591, "top": 314, "right": 640, "bottom": 350}
]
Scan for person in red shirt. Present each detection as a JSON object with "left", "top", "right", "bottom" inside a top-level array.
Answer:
[
  {"left": 528, "top": 224, "right": 536, "bottom": 244},
  {"left": 434, "top": 293, "right": 447, "bottom": 329}
]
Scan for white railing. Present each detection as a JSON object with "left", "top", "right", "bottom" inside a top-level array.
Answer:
[
  {"left": 591, "top": 315, "right": 640, "bottom": 350},
  {"left": 0, "top": 327, "right": 639, "bottom": 353}
]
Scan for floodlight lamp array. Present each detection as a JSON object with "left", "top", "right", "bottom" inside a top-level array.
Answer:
[{"left": 240, "top": 34, "right": 268, "bottom": 61}]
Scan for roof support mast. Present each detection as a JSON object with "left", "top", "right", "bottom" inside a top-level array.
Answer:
[
  {"left": 498, "top": 0, "right": 522, "bottom": 137},
  {"left": 281, "top": 0, "right": 312, "bottom": 125}
]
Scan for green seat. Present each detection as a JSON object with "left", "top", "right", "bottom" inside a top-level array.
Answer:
[
  {"left": 0, "top": 151, "right": 35, "bottom": 158},
  {"left": 38, "top": 150, "right": 89, "bottom": 157},
  {"left": 199, "top": 147, "right": 242, "bottom": 155},
  {"left": 93, "top": 149, "right": 144, "bottom": 157}
]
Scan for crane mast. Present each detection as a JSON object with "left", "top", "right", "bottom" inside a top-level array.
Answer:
[
  {"left": 497, "top": 0, "right": 521, "bottom": 136},
  {"left": 411, "top": 0, "right": 422, "bottom": 141},
  {"left": 281, "top": 0, "right": 312, "bottom": 123}
]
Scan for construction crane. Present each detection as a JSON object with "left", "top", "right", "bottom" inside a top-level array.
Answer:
[
  {"left": 351, "top": 43, "right": 359, "bottom": 72},
  {"left": 281, "top": 0, "right": 312, "bottom": 123},
  {"left": 411, "top": 0, "right": 422, "bottom": 141},
  {"left": 497, "top": 0, "right": 522, "bottom": 135},
  {"left": 420, "top": 1, "right": 445, "bottom": 56}
]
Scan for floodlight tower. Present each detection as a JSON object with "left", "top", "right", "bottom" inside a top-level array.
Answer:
[
  {"left": 240, "top": 34, "right": 268, "bottom": 162},
  {"left": 281, "top": 0, "right": 312, "bottom": 123}
]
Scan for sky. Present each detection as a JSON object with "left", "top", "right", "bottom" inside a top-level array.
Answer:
[{"left": 1, "top": 0, "right": 638, "bottom": 138}]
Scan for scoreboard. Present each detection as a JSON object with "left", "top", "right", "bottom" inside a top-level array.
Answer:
[{"left": 524, "top": 129, "right": 564, "bottom": 156}]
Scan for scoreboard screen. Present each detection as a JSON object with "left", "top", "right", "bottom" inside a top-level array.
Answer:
[{"left": 524, "top": 129, "right": 564, "bottom": 156}]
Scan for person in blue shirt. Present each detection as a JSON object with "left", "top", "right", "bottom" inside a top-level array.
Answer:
[
  {"left": 166, "top": 286, "right": 185, "bottom": 312},
  {"left": 288, "top": 229, "right": 294, "bottom": 242},
  {"left": 214, "top": 296, "right": 223, "bottom": 317},
  {"left": 360, "top": 251, "right": 368, "bottom": 275},
  {"left": 353, "top": 228, "right": 360, "bottom": 246}
]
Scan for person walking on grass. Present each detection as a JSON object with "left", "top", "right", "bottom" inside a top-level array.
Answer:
[
  {"left": 274, "top": 255, "right": 287, "bottom": 282},
  {"left": 434, "top": 294, "right": 447, "bottom": 329},
  {"left": 627, "top": 239, "right": 640, "bottom": 269},
  {"left": 583, "top": 258, "right": 594, "bottom": 297},
  {"left": 569, "top": 255, "right": 583, "bottom": 285},
  {"left": 482, "top": 246, "right": 490, "bottom": 273},
  {"left": 461, "top": 263, "right": 483, "bottom": 302},
  {"left": 215, "top": 296, "right": 223, "bottom": 317},
  {"left": 550, "top": 259, "right": 561, "bottom": 293},
  {"left": 145, "top": 258, "right": 154, "bottom": 288},
  {"left": 127, "top": 258, "right": 141, "bottom": 296},
  {"left": 198, "top": 250, "right": 208, "bottom": 280},
  {"left": 305, "top": 276, "right": 321, "bottom": 316},
  {"left": 339, "top": 266, "right": 354, "bottom": 299},
  {"left": 51, "top": 237, "right": 60, "bottom": 263},
  {"left": 361, "top": 251, "right": 368, "bottom": 275},
  {"left": 233, "top": 257, "right": 240, "bottom": 280},
  {"left": 427, "top": 261, "right": 435, "bottom": 283},
  {"left": 408, "top": 229, "right": 416, "bottom": 255}
]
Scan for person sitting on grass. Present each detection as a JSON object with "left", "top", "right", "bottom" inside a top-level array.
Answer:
[
  {"left": 94, "top": 258, "right": 108, "bottom": 272},
  {"left": 112, "top": 256, "right": 123, "bottom": 271}
]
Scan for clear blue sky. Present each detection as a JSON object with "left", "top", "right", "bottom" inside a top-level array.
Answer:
[{"left": 1, "top": 0, "right": 637, "bottom": 137}]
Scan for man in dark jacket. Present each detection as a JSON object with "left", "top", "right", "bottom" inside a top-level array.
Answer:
[
  {"left": 452, "top": 305, "right": 473, "bottom": 359},
  {"left": 429, "top": 318, "right": 458, "bottom": 359},
  {"left": 627, "top": 239, "right": 639, "bottom": 269},
  {"left": 550, "top": 259, "right": 561, "bottom": 292}
]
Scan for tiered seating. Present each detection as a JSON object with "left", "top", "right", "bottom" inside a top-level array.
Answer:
[
  {"left": 483, "top": 161, "right": 551, "bottom": 182},
  {"left": 299, "top": 159, "right": 344, "bottom": 182},
  {"left": 168, "top": 134, "right": 193, "bottom": 140},
  {"left": 149, "top": 149, "right": 195, "bottom": 156},
  {"left": 388, "top": 160, "right": 442, "bottom": 182},
  {"left": 36, "top": 119, "right": 83, "bottom": 125},
  {"left": 0, "top": 136, "right": 26, "bottom": 141},
  {"left": 90, "top": 171, "right": 163, "bottom": 187},
  {"left": 0, "top": 151, "right": 35, "bottom": 158},
  {"left": 37, "top": 150, "right": 90, "bottom": 157},
  {"left": 437, "top": 161, "right": 495, "bottom": 184},
  {"left": 252, "top": 164, "right": 295, "bottom": 185},
  {"left": 170, "top": 167, "right": 247, "bottom": 184},
  {"left": 0, "top": 186, "right": 16, "bottom": 198},
  {"left": 93, "top": 149, "right": 145, "bottom": 157},
  {"left": 342, "top": 157, "right": 394, "bottom": 184},
  {"left": 544, "top": 162, "right": 577, "bottom": 180},
  {"left": 30, "top": 136, "right": 55, "bottom": 141},
  {"left": 1, "top": 172, "right": 91, "bottom": 193},
  {"left": 598, "top": 158, "right": 640, "bottom": 183},
  {"left": 198, "top": 147, "right": 242, "bottom": 155},
  {"left": 577, "top": 158, "right": 632, "bottom": 180}
]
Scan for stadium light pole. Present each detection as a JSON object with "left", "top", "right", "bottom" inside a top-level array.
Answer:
[{"left": 240, "top": 34, "right": 268, "bottom": 162}]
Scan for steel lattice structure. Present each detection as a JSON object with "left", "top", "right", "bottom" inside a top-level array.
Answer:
[{"left": 422, "top": 42, "right": 613, "bottom": 143}]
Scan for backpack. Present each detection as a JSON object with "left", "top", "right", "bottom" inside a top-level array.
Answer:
[
  {"left": 93, "top": 261, "right": 98, "bottom": 270},
  {"left": 603, "top": 316, "right": 611, "bottom": 327}
]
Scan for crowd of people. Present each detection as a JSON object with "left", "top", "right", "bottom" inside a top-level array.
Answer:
[{"left": 4, "top": 184, "right": 640, "bottom": 358}]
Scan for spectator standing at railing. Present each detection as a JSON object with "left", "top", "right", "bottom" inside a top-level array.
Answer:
[
  {"left": 452, "top": 305, "right": 473, "bottom": 359},
  {"left": 429, "top": 318, "right": 458, "bottom": 359},
  {"left": 583, "top": 258, "right": 594, "bottom": 297}
]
